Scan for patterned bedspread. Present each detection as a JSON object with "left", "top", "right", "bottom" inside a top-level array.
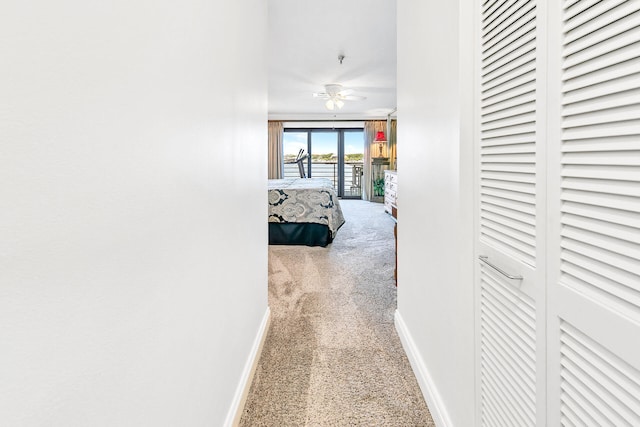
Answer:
[{"left": 268, "top": 178, "right": 345, "bottom": 237}]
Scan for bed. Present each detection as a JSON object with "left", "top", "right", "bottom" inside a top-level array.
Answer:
[{"left": 268, "top": 177, "right": 345, "bottom": 246}]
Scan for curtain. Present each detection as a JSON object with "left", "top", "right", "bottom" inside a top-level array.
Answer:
[
  {"left": 388, "top": 119, "right": 397, "bottom": 171},
  {"left": 268, "top": 121, "right": 283, "bottom": 179},
  {"left": 363, "top": 120, "right": 387, "bottom": 201}
]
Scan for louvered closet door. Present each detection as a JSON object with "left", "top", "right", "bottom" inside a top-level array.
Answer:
[
  {"left": 547, "top": 1, "right": 640, "bottom": 425},
  {"left": 476, "top": 0, "right": 546, "bottom": 426}
]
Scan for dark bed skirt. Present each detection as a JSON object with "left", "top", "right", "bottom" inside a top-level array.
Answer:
[{"left": 268, "top": 223, "right": 333, "bottom": 247}]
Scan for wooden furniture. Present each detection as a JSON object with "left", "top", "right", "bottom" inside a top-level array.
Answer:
[
  {"left": 394, "top": 221, "right": 397, "bottom": 286},
  {"left": 384, "top": 170, "right": 397, "bottom": 214},
  {"left": 384, "top": 170, "right": 398, "bottom": 285}
]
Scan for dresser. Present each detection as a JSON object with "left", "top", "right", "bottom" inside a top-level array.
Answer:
[
  {"left": 384, "top": 170, "right": 398, "bottom": 285},
  {"left": 384, "top": 170, "right": 397, "bottom": 215}
]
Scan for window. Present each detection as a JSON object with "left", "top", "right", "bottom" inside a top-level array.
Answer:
[{"left": 283, "top": 128, "right": 364, "bottom": 198}]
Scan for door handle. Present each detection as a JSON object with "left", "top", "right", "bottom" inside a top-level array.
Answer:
[{"left": 478, "top": 255, "right": 523, "bottom": 281}]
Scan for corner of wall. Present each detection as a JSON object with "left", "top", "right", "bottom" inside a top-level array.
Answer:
[
  {"left": 224, "top": 307, "right": 271, "bottom": 427},
  {"left": 395, "top": 310, "right": 453, "bottom": 427}
]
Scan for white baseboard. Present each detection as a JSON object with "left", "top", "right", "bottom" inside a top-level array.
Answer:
[
  {"left": 395, "top": 310, "right": 452, "bottom": 427},
  {"left": 224, "top": 307, "right": 271, "bottom": 427}
]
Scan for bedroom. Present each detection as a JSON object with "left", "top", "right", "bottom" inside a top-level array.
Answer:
[
  {"left": 253, "top": 1, "right": 414, "bottom": 422},
  {"left": 265, "top": 0, "right": 398, "bottom": 248},
  {"left": 259, "top": 0, "right": 640, "bottom": 425},
  {"left": 3, "top": 0, "right": 639, "bottom": 426}
]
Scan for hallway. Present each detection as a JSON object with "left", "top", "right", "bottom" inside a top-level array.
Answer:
[{"left": 240, "top": 200, "right": 433, "bottom": 426}]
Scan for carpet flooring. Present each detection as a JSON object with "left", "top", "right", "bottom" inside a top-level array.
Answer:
[{"left": 239, "top": 200, "right": 434, "bottom": 426}]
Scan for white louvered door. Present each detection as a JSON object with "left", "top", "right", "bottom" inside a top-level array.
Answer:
[
  {"left": 476, "top": 1, "right": 546, "bottom": 426},
  {"left": 546, "top": 1, "right": 640, "bottom": 425},
  {"left": 475, "top": 0, "right": 640, "bottom": 425}
]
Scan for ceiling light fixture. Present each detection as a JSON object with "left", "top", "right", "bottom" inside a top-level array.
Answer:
[
  {"left": 324, "top": 95, "right": 345, "bottom": 110},
  {"left": 325, "top": 99, "right": 345, "bottom": 110},
  {"left": 313, "top": 83, "right": 366, "bottom": 110},
  {"left": 325, "top": 56, "right": 346, "bottom": 110}
]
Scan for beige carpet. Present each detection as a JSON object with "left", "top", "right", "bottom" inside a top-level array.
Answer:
[{"left": 239, "top": 200, "right": 434, "bottom": 426}]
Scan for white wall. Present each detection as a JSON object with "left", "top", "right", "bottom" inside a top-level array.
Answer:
[
  {"left": 0, "top": 1, "right": 267, "bottom": 425},
  {"left": 396, "top": 1, "right": 475, "bottom": 426}
]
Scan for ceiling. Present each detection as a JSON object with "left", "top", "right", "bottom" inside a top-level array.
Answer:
[{"left": 268, "top": 0, "right": 397, "bottom": 121}]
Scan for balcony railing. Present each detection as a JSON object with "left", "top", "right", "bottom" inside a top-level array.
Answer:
[{"left": 283, "top": 161, "right": 363, "bottom": 197}]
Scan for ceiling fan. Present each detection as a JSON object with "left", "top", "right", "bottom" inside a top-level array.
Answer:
[{"left": 312, "top": 84, "right": 366, "bottom": 110}]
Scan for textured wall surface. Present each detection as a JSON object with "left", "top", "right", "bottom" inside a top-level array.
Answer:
[
  {"left": 396, "top": 1, "right": 475, "bottom": 426},
  {"left": 0, "top": 1, "right": 268, "bottom": 425}
]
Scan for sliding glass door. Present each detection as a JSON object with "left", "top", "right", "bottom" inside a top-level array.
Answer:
[
  {"left": 282, "top": 131, "right": 308, "bottom": 173},
  {"left": 343, "top": 130, "right": 364, "bottom": 198},
  {"left": 310, "top": 131, "right": 339, "bottom": 184},
  {"left": 283, "top": 128, "right": 364, "bottom": 199}
]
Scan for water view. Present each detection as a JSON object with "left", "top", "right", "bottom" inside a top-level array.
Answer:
[{"left": 283, "top": 129, "right": 365, "bottom": 198}]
